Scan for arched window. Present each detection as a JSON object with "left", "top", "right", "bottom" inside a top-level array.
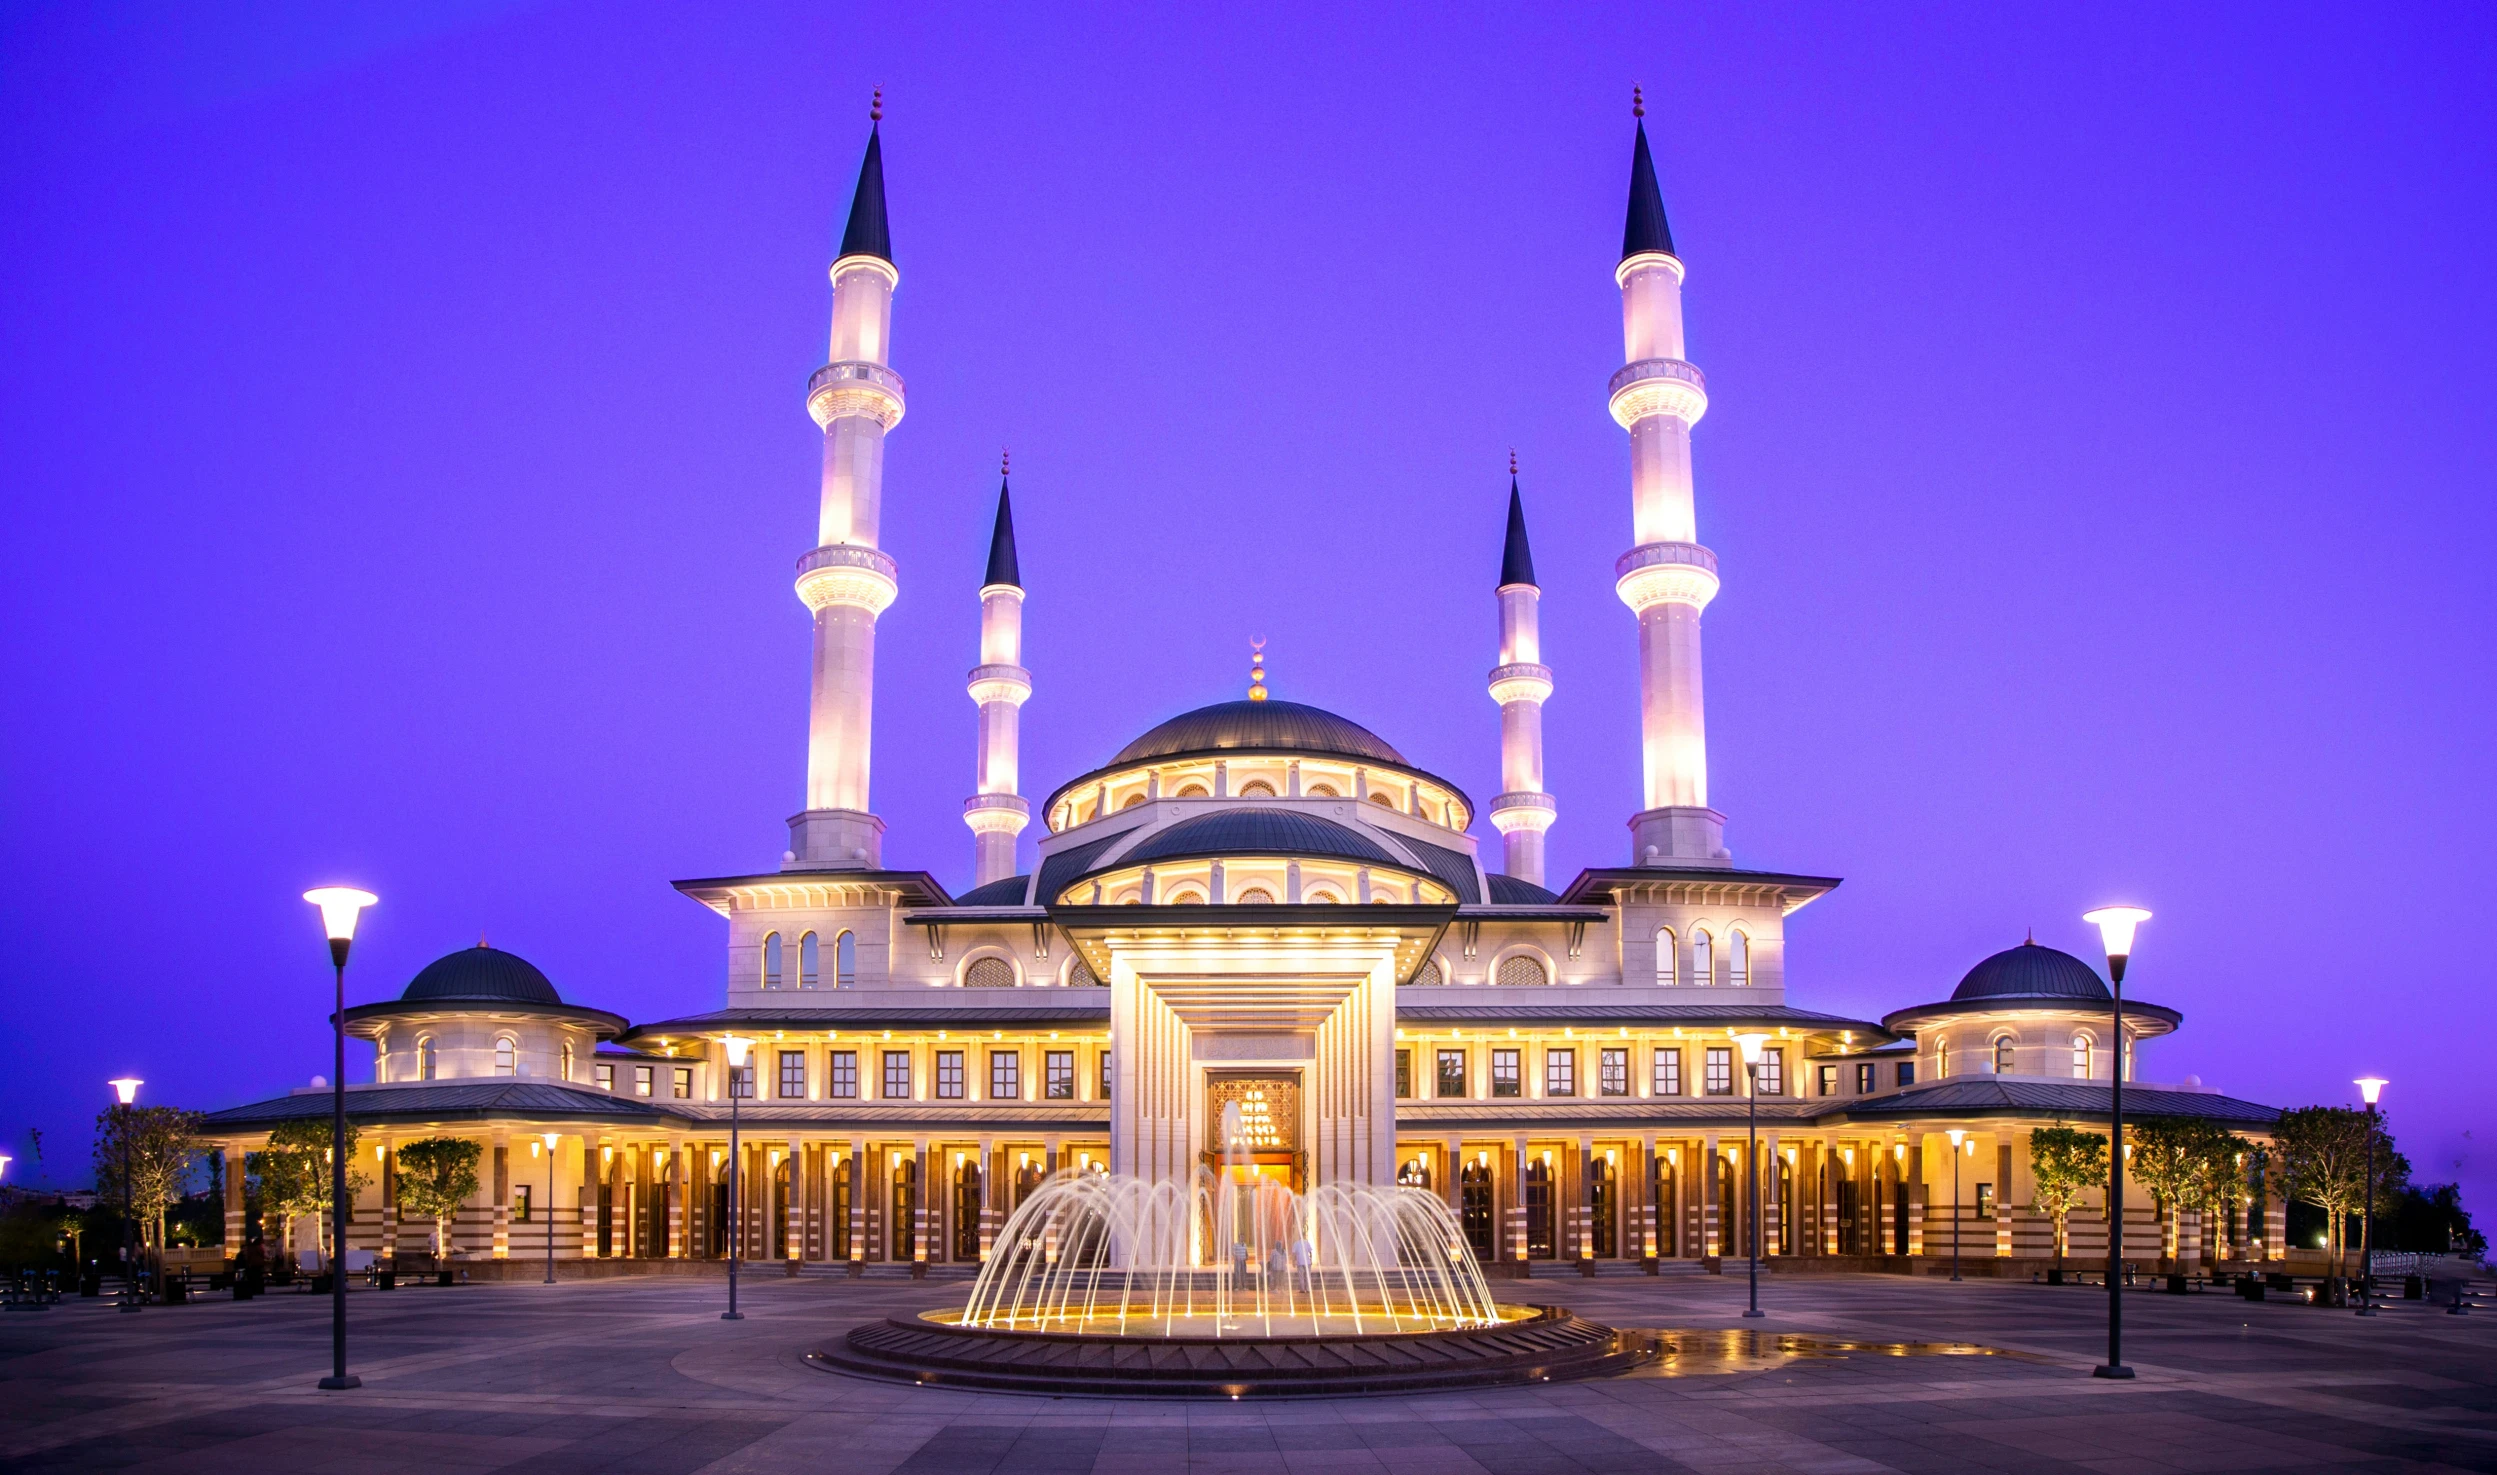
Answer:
[
  {"left": 1121, "top": 793, "right": 1146, "bottom": 810},
  {"left": 762, "top": 931, "right": 783, "bottom": 990},
  {"left": 1067, "top": 957, "right": 1101, "bottom": 987},
  {"left": 1935, "top": 1037, "right": 1950, "bottom": 1079},
  {"left": 1306, "top": 783, "right": 1339, "bottom": 798},
  {"left": 1691, "top": 930, "right": 1713, "bottom": 987},
  {"left": 494, "top": 1036, "right": 517, "bottom": 1076},
  {"left": 1727, "top": 930, "right": 1750, "bottom": 987},
  {"left": 2120, "top": 1034, "right": 2133, "bottom": 1080},
  {"left": 1113, "top": 889, "right": 1142, "bottom": 905},
  {"left": 1994, "top": 1037, "right": 2016, "bottom": 1074},
  {"left": 560, "top": 1041, "right": 575, "bottom": 1081},
  {"left": 964, "top": 957, "right": 1016, "bottom": 989},
  {"left": 1234, "top": 887, "right": 1274, "bottom": 905},
  {"left": 1496, "top": 954, "right": 1549, "bottom": 987},
  {"left": 799, "top": 932, "right": 820, "bottom": 989},
  {"left": 1167, "top": 889, "right": 1205, "bottom": 905},
  {"left": 1427, "top": 957, "right": 1449, "bottom": 986},
  {"left": 418, "top": 1036, "right": 436, "bottom": 1081},
  {"left": 1368, "top": 792, "right": 1396, "bottom": 809},
  {"left": 1655, "top": 927, "right": 1676, "bottom": 986},
  {"left": 2071, "top": 1034, "right": 2092, "bottom": 1078},
  {"left": 1175, "top": 783, "right": 1209, "bottom": 798},
  {"left": 1305, "top": 889, "right": 1340, "bottom": 904},
  {"left": 1240, "top": 780, "right": 1276, "bottom": 797},
  {"left": 835, "top": 930, "right": 856, "bottom": 988}
]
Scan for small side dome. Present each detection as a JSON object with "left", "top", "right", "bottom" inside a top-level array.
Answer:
[
  {"left": 1950, "top": 941, "right": 2108, "bottom": 1002},
  {"left": 402, "top": 945, "right": 562, "bottom": 1005}
]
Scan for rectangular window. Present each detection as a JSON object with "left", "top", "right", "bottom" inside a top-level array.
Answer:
[
  {"left": 1491, "top": 1048, "right": 1521, "bottom": 1098},
  {"left": 1653, "top": 1048, "right": 1682, "bottom": 1096},
  {"left": 1975, "top": 1183, "right": 1996, "bottom": 1217},
  {"left": 1045, "top": 1050, "right": 1074, "bottom": 1100},
  {"left": 1855, "top": 1062, "right": 1875, "bottom": 1094},
  {"left": 1896, "top": 1061, "right": 1916, "bottom": 1088},
  {"left": 828, "top": 1050, "right": 857, "bottom": 1099},
  {"left": 1544, "top": 1048, "right": 1576, "bottom": 1097},
  {"left": 633, "top": 1064, "right": 654, "bottom": 1098},
  {"left": 594, "top": 1063, "right": 614, "bottom": 1091},
  {"left": 1395, "top": 1049, "right": 1412, "bottom": 1099},
  {"left": 1704, "top": 1047, "right": 1733, "bottom": 1096},
  {"left": 672, "top": 1066, "right": 692, "bottom": 1099},
  {"left": 1599, "top": 1047, "right": 1628, "bottom": 1097},
  {"left": 1436, "top": 1049, "right": 1467, "bottom": 1098},
  {"left": 935, "top": 1050, "right": 964, "bottom": 1100},
  {"left": 1817, "top": 1064, "right": 1836, "bottom": 1097},
  {"left": 1100, "top": 1050, "right": 1111, "bottom": 1099},
  {"left": 778, "top": 1050, "right": 806, "bottom": 1099},
  {"left": 730, "top": 1063, "right": 754, "bottom": 1100},
  {"left": 882, "top": 1050, "right": 911, "bottom": 1100},
  {"left": 1758, "top": 1047, "right": 1785, "bottom": 1096},
  {"left": 990, "top": 1050, "right": 1019, "bottom": 1101},
  {"left": 512, "top": 1184, "right": 531, "bottom": 1222}
]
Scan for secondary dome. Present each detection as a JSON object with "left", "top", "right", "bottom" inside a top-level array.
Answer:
[
  {"left": 1119, "top": 809, "right": 1399, "bottom": 869},
  {"left": 1110, "top": 700, "right": 1405, "bottom": 767},
  {"left": 402, "top": 945, "right": 563, "bottom": 1006},
  {"left": 1950, "top": 942, "right": 2108, "bottom": 1002}
]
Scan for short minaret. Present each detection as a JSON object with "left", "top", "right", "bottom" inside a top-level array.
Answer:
[
  {"left": 790, "top": 95, "right": 907, "bottom": 870},
  {"left": 963, "top": 456, "right": 1032, "bottom": 886},
  {"left": 1610, "top": 90, "right": 1728, "bottom": 866},
  {"left": 1486, "top": 456, "right": 1556, "bottom": 887}
]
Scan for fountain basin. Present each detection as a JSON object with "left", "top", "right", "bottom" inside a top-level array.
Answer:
[{"left": 810, "top": 1304, "right": 1650, "bottom": 1398}]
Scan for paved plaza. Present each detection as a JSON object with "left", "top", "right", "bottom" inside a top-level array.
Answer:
[{"left": 0, "top": 1270, "right": 2489, "bottom": 1474}]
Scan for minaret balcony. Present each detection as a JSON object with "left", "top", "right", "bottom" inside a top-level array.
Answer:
[
  {"left": 795, "top": 543, "right": 900, "bottom": 615},
  {"left": 1614, "top": 542, "right": 1719, "bottom": 614},
  {"left": 966, "top": 663, "right": 1033, "bottom": 707},
  {"left": 806, "top": 360, "right": 907, "bottom": 431},
  {"left": 964, "top": 793, "right": 1032, "bottom": 835},
  {"left": 1607, "top": 358, "right": 1707, "bottom": 429},
  {"left": 1485, "top": 663, "right": 1554, "bottom": 706},
  {"left": 1488, "top": 792, "right": 1558, "bottom": 835}
]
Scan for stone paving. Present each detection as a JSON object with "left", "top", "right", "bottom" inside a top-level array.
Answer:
[{"left": 0, "top": 1269, "right": 2489, "bottom": 1473}]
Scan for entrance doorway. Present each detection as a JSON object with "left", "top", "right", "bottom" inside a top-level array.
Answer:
[
  {"left": 1460, "top": 1160, "right": 1496, "bottom": 1259},
  {"left": 1525, "top": 1157, "right": 1555, "bottom": 1259},
  {"left": 1589, "top": 1156, "right": 1617, "bottom": 1258}
]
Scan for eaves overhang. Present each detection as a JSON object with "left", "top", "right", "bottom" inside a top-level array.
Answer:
[
  {"left": 1880, "top": 996, "right": 2183, "bottom": 1036},
  {"left": 340, "top": 998, "right": 628, "bottom": 1040},
  {"left": 672, "top": 868, "right": 951, "bottom": 917},
  {"left": 1046, "top": 903, "right": 1458, "bottom": 986},
  {"left": 1558, "top": 866, "right": 1842, "bottom": 916}
]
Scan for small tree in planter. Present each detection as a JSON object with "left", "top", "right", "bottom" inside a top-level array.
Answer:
[
  {"left": 393, "top": 1137, "right": 483, "bottom": 1261},
  {"left": 249, "top": 1118, "right": 367, "bottom": 1269},
  {"left": 92, "top": 1103, "right": 206, "bottom": 1278},
  {"left": 2191, "top": 1130, "right": 2255, "bottom": 1269},
  {"left": 2130, "top": 1117, "right": 2220, "bottom": 1267},
  {"left": 2029, "top": 1125, "right": 2106, "bottom": 1275},
  {"left": 2275, "top": 1105, "right": 2409, "bottom": 1276}
]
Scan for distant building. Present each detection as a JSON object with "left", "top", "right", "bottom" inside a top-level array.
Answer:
[{"left": 204, "top": 111, "right": 2277, "bottom": 1274}]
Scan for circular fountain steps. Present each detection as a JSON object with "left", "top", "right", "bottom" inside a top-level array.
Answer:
[{"left": 810, "top": 1306, "right": 1650, "bottom": 1398}]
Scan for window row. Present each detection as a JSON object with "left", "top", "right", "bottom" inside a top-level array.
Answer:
[
  {"left": 1814, "top": 1060, "right": 1918, "bottom": 1096},
  {"left": 1653, "top": 926, "right": 1751, "bottom": 986},
  {"left": 761, "top": 929, "right": 857, "bottom": 990},
  {"left": 1392, "top": 1045, "right": 1789, "bottom": 1099},
  {"left": 593, "top": 1061, "right": 696, "bottom": 1099},
  {"left": 717, "top": 1047, "right": 1108, "bottom": 1102},
  {"left": 1931, "top": 1032, "right": 2121, "bottom": 1080}
]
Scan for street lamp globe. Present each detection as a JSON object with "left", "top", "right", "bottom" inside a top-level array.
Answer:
[
  {"left": 2354, "top": 1077, "right": 2386, "bottom": 1107},
  {"left": 109, "top": 1077, "right": 142, "bottom": 1106}
]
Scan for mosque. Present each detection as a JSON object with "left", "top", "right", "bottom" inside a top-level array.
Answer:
[{"left": 203, "top": 106, "right": 2279, "bottom": 1278}]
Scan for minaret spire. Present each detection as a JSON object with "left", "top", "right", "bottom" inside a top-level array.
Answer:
[
  {"left": 1487, "top": 457, "right": 1556, "bottom": 886},
  {"left": 1609, "top": 101, "right": 1727, "bottom": 865},
  {"left": 789, "top": 107, "right": 908, "bottom": 869},
  {"left": 963, "top": 450, "right": 1033, "bottom": 887}
]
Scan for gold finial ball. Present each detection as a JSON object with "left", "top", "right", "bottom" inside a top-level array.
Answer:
[
  {"left": 1509, "top": 447, "right": 1518, "bottom": 476},
  {"left": 1633, "top": 84, "right": 1645, "bottom": 120},
  {"left": 871, "top": 87, "right": 884, "bottom": 122},
  {"left": 1001, "top": 448, "right": 1010, "bottom": 477}
]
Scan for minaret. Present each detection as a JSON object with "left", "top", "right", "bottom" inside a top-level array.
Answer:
[
  {"left": 1611, "top": 89, "right": 1728, "bottom": 866},
  {"left": 1486, "top": 454, "right": 1556, "bottom": 887},
  {"left": 789, "top": 94, "right": 906, "bottom": 870},
  {"left": 963, "top": 455, "right": 1032, "bottom": 886}
]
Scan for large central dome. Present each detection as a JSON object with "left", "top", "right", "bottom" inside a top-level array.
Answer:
[{"left": 1110, "top": 699, "right": 1405, "bottom": 766}]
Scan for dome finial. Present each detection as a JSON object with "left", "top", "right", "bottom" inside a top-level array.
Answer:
[
  {"left": 1000, "top": 447, "right": 1009, "bottom": 478},
  {"left": 1633, "top": 83, "right": 1645, "bottom": 120},
  {"left": 477, "top": 932, "right": 488, "bottom": 948},
  {"left": 1508, "top": 447, "right": 1518, "bottom": 477},
  {"left": 870, "top": 86, "right": 883, "bottom": 123},
  {"left": 1248, "top": 637, "right": 1268, "bottom": 702}
]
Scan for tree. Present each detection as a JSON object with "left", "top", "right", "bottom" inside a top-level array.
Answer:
[
  {"left": 393, "top": 1137, "right": 483, "bottom": 1259},
  {"left": 2192, "top": 1131, "right": 2256, "bottom": 1265},
  {"left": 2130, "top": 1117, "right": 2247, "bottom": 1265},
  {"left": 2388, "top": 1183, "right": 2485, "bottom": 1257},
  {"left": 2275, "top": 1105, "right": 2410, "bottom": 1273},
  {"left": 248, "top": 1118, "right": 368, "bottom": 1267},
  {"left": 2028, "top": 1125, "right": 2106, "bottom": 1269},
  {"left": 92, "top": 1104, "right": 206, "bottom": 1270}
]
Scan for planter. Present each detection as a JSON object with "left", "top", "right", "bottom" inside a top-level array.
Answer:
[
  {"left": 2165, "top": 1274, "right": 2188, "bottom": 1295},
  {"left": 2046, "top": 1267, "right": 2064, "bottom": 1286}
]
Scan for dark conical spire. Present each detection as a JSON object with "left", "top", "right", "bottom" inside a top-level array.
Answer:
[
  {"left": 839, "top": 94, "right": 892, "bottom": 263},
  {"left": 983, "top": 455, "right": 1021, "bottom": 590},
  {"left": 1499, "top": 455, "right": 1538, "bottom": 589},
  {"left": 1623, "top": 89, "right": 1676, "bottom": 261}
]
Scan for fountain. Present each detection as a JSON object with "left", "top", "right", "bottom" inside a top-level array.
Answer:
[{"left": 815, "top": 1106, "right": 1649, "bottom": 1397}]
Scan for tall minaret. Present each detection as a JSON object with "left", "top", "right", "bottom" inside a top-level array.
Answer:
[
  {"left": 789, "top": 95, "right": 906, "bottom": 871},
  {"left": 1486, "top": 455, "right": 1556, "bottom": 887},
  {"left": 1611, "top": 90, "right": 1728, "bottom": 866},
  {"left": 963, "top": 456, "right": 1032, "bottom": 886}
]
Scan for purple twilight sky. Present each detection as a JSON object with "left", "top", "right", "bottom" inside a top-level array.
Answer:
[{"left": 3, "top": 4, "right": 2491, "bottom": 1213}]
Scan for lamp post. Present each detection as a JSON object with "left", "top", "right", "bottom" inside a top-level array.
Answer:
[
  {"left": 1731, "top": 1032, "right": 1768, "bottom": 1320},
  {"left": 1947, "top": 1128, "right": 1966, "bottom": 1282},
  {"left": 2083, "top": 904, "right": 2149, "bottom": 1381},
  {"left": 304, "top": 886, "right": 377, "bottom": 1391},
  {"left": 541, "top": 1132, "right": 561, "bottom": 1285},
  {"left": 722, "top": 1036, "right": 751, "bottom": 1321},
  {"left": 2353, "top": 1077, "right": 2386, "bottom": 1316},
  {"left": 107, "top": 1078, "right": 142, "bottom": 1312}
]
